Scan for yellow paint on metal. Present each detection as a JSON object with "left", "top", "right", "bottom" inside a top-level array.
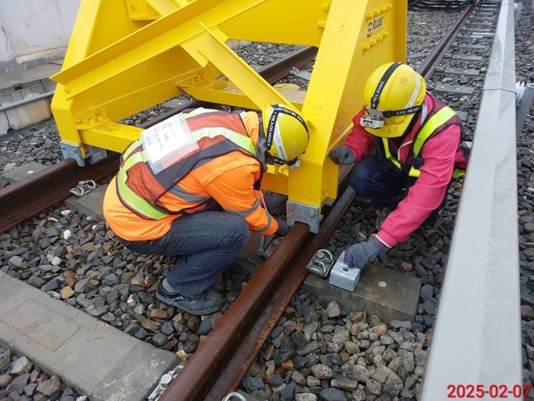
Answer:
[{"left": 51, "top": 0, "right": 406, "bottom": 229}]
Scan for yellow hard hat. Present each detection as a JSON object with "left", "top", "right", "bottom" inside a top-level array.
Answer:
[
  {"left": 261, "top": 104, "right": 309, "bottom": 165},
  {"left": 361, "top": 62, "right": 426, "bottom": 138}
]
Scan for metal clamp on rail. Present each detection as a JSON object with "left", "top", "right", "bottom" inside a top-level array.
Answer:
[
  {"left": 69, "top": 180, "right": 96, "bottom": 197},
  {"left": 328, "top": 251, "right": 361, "bottom": 292},
  {"left": 256, "top": 235, "right": 280, "bottom": 259},
  {"left": 222, "top": 392, "right": 247, "bottom": 401},
  {"left": 306, "top": 249, "right": 335, "bottom": 278},
  {"left": 147, "top": 363, "right": 184, "bottom": 401}
]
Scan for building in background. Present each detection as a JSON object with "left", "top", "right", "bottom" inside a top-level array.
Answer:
[{"left": 0, "top": 0, "right": 80, "bottom": 134}]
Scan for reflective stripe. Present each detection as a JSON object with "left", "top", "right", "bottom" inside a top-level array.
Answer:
[
  {"left": 224, "top": 198, "right": 261, "bottom": 217},
  {"left": 256, "top": 213, "right": 274, "bottom": 234},
  {"left": 191, "top": 127, "right": 257, "bottom": 156},
  {"left": 117, "top": 140, "right": 167, "bottom": 219},
  {"left": 116, "top": 115, "right": 257, "bottom": 220},
  {"left": 453, "top": 168, "right": 465, "bottom": 179},
  {"left": 122, "top": 142, "right": 136, "bottom": 161},
  {"left": 381, "top": 145, "right": 407, "bottom": 174},
  {"left": 116, "top": 169, "right": 169, "bottom": 219},
  {"left": 413, "top": 106, "right": 456, "bottom": 156},
  {"left": 169, "top": 182, "right": 210, "bottom": 203},
  {"left": 382, "top": 106, "right": 457, "bottom": 178},
  {"left": 122, "top": 143, "right": 149, "bottom": 170}
]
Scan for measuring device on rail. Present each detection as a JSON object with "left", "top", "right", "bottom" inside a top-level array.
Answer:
[{"left": 306, "top": 249, "right": 362, "bottom": 292}]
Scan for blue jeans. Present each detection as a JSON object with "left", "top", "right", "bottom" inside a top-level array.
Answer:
[
  {"left": 119, "top": 211, "right": 249, "bottom": 297},
  {"left": 348, "top": 155, "right": 447, "bottom": 226}
]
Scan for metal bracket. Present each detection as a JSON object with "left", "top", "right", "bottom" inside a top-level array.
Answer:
[
  {"left": 60, "top": 142, "right": 108, "bottom": 167},
  {"left": 147, "top": 363, "right": 185, "bottom": 401},
  {"left": 516, "top": 81, "right": 534, "bottom": 138},
  {"left": 306, "top": 249, "right": 335, "bottom": 278},
  {"left": 69, "top": 180, "right": 96, "bottom": 197},
  {"left": 256, "top": 235, "right": 280, "bottom": 259},
  {"left": 286, "top": 200, "right": 321, "bottom": 233},
  {"left": 86, "top": 145, "right": 108, "bottom": 165},
  {"left": 60, "top": 141, "right": 85, "bottom": 166},
  {"left": 328, "top": 251, "right": 361, "bottom": 292}
]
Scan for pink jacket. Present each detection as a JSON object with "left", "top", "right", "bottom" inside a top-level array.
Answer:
[{"left": 344, "top": 93, "right": 468, "bottom": 248}]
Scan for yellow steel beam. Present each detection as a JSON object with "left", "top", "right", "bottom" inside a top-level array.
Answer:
[
  {"left": 51, "top": 0, "right": 406, "bottom": 230},
  {"left": 78, "top": 122, "right": 143, "bottom": 154},
  {"left": 187, "top": 25, "right": 291, "bottom": 109},
  {"left": 51, "top": 0, "right": 326, "bottom": 159}
]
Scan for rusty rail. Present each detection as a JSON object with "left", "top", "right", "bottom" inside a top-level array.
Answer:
[
  {"left": 0, "top": 155, "right": 119, "bottom": 233},
  {"left": 160, "top": 185, "right": 356, "bottom": 401},
  {"left": 418, "top": 0, "right": 479, "bottom": 80}
]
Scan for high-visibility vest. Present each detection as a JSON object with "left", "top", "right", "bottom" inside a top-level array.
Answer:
[
  {"left": 116, "top": 110, "right": 260, "bottom": 220},
  {"left": 380, "top": 104, "right": 465, "bottom": 179}
]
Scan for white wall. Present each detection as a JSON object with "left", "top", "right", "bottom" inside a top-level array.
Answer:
[{"left": 0, "top": 0, "right": 80, "bottom": 71}]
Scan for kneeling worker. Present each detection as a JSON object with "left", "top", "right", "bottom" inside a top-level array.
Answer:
[
  {"left": 329, "top": 62, "right": 468, "bottom": 271},
  {"left": 103, "top": 105, "right": 309, "bottom": 315}
]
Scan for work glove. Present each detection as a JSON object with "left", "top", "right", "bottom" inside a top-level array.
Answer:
[
  {"left": 263, "top": 191, "right": 287, "bottom": 215},
  {"left": 329, "top": 145, "right": 356, "bottom": 165},
  {"left": 274, "top": 216, "right": 290, "bottom": 236},
  {"left": 344, "top": 236, "right": 385, "bottom": 270}
]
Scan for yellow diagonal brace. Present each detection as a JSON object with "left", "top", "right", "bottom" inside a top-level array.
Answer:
[
  {"left": 187, "top": 25, "right": 290, "bottom": 109},
  {"left": 184, "top": 80, "right": 306, "bottom": 110},
  {"left": 51, "top": 0, "right": 266, "bottom": 97}
]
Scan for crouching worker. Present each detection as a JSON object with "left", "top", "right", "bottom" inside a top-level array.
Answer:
[
  {"left": 103, "top": 105, "right": 309, "bottom": 315},
  {"left": 329, "top": 62, "right": 468, "bottom": 271}
]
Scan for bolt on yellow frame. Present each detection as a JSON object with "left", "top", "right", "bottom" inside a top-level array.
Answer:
[{"left": 51, "top": 0, "right": 406, "bottom": 232}]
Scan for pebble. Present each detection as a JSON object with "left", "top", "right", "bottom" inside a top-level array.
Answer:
[{"left": 0, "top": 347, "right": 84, "bottom": 400}]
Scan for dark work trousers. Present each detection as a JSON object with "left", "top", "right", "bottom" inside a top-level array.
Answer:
[
  {"left": 118, "top": 210, "right": 249, "bottom": 298},
  {"left": 348, "top": 154, "right": 448, "bottom": 227}
]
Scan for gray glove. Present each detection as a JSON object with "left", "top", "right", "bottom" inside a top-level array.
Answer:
[
  {"left": 274, "top": 216, "right": 290, "bottom": 236},
  {"left": 329, "top": 145, "right": 356, "bottom": 165},
  {"left": 344, "top": 236, "right": 384, "bottom": 269}
]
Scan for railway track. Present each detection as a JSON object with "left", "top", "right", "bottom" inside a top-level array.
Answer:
[{"left": 0, "top": 1, "right": 531, "bottom": 400}]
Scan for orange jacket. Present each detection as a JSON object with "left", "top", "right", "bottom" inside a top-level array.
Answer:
[{"left": 103, "top": 109, "right": 278, "bottom": 241}]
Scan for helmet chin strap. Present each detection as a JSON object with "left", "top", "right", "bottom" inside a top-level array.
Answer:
[
  {"left": 257, "top": 119, "right": 269, "bottom": 172},
  {"left": 258, "top": 116, "right": 298, "bottom": 168}
]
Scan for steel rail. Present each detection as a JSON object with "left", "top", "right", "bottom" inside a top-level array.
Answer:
[
  {"left": 204, "top": 186, "right": 356, "bottom": 401},
  {"left": 418, "top": 0, "right": 479, "bottom": 81},
  {"left": 0, "top": 155, "right": 119, "bottom": 233}
]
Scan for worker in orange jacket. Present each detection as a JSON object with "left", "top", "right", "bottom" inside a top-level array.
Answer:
[{"left": 103, "top": 105, "right": 309, "bottom": 315}]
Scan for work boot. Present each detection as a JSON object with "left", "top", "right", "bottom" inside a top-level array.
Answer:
[{"left": 156, "top": 280, "right": 224, "bottom": 315}]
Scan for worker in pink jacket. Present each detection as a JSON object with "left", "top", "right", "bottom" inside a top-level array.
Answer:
[{"left": 329, "top": 62, "right": 468, "bottom": 270}]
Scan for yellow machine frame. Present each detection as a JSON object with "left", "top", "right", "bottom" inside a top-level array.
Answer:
[{"left": 51, "top": 0, "right": 406, "bottom": 232}]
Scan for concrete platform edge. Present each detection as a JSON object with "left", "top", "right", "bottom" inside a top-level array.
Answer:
[{"left": 0, "top": 271, "right": 178, "bottom": 401}]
